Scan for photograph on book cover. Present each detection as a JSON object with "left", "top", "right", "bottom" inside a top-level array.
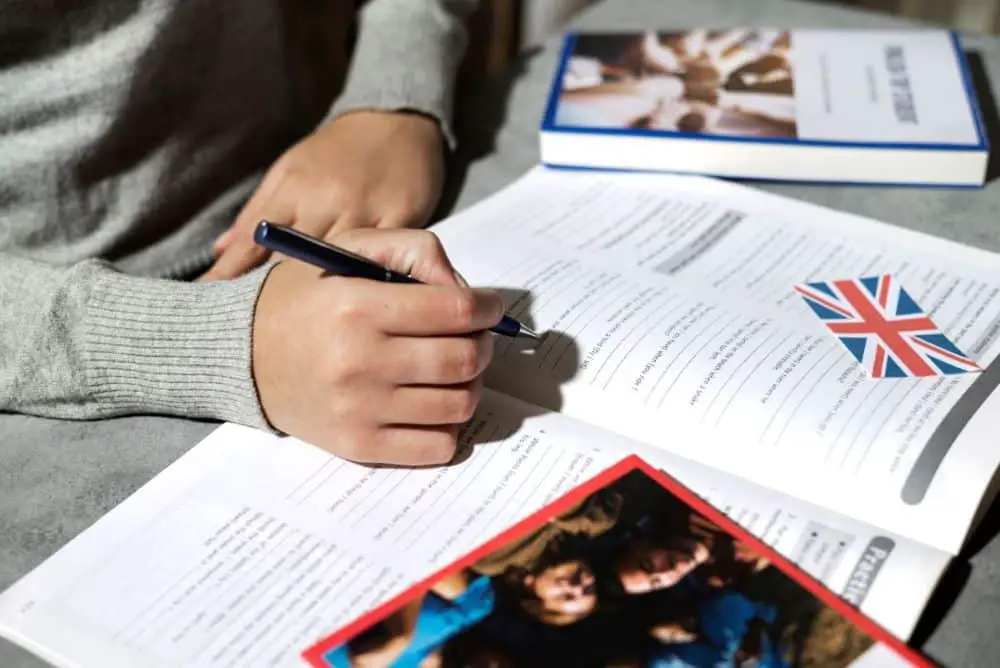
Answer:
[
  {"left": 555, "top": 30, "right": 798, "bottom": 139},
  {"left": 548, "top": 28, "right": 985, "bottom": 152},
  {"left": 303, "top": 458, "right": 930, "bottom": 668}
]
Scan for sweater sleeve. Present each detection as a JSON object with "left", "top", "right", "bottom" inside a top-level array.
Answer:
[
  {"left": 0, "top": 253, "right": 275, "bottom": 428},
  {"left": 325, "top": 0, "right": 480, "bottom": 148}
]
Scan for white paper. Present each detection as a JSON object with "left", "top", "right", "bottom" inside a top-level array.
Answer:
[
  {"left": 642, "top": 447, "right": 949, "bottom": 641},
  {"left": 791, "top": 29, "right": 980, "bottom": 145},
  {"left": 0, "top": 398, "right": 617, "bottom": 668},
  {"left": 0, "top": 390, "right": 945, "bottom": 667},
  {"left": 434, "top": 167, "right": 1000, "bottom": 551}
]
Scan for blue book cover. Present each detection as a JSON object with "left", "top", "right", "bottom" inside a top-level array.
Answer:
[{"left": 540, "top": 29, "right": 989, "bottom": 187}]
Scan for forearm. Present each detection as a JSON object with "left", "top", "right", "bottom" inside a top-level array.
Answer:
[
  {"left": 0, "top": 254, "right": 273, "bottom": 427},
  {"left": 328, "top": 0, "right": 480, "bottom": 147}
]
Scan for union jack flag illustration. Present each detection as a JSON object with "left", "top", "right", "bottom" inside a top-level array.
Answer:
[{"left": 794, "top": 274, "right": 981, "bottom": 379}]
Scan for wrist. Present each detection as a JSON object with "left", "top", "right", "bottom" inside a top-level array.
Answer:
[
  {"left": 326, "top": 108, "right": 444, "bottom": 143},
  {"left": 82, "top": 264, "right": 278, "bottom": 428}
]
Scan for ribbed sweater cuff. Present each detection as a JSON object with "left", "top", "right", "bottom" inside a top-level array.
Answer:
[
  {"left": 325, "top": 0, "right": 468, "bottom": 149},
  {"left": 81, "top": 265, "right": 276, "bottom": 429}
]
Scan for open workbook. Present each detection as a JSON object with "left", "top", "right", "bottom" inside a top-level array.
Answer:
[{"left": 4, "top": 167, "right": 1000, "bottom": 666}]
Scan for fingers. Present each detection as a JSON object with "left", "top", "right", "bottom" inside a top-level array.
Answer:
[
  {"left": 203, "top": 183, "right": 296, "bottom": 281},
  {"left": 333, "top": 281, "right": 504, "bottom": 336},
  {"left": 203, "top": 210, "right": 358, "bottom": 282},
  {"left": 211, "top": 181, "right": 275, "bottom": 258},
  {"left": 384, "top": 378, "right": 483, "bottom": 426},
  {"left": 202, "top": 235, "right": 272, "bottom": 281},
  {"left": 384, "top": 333, "right": 494, "bottom": 384},
  {"left": 206, "top": 187, "right": 441, "bottom": 283},
  {"left": 211, "top": 226, "right": 236, "bottom": 256},
  {"left": 335, "top": 424, "right": 462, "bottom": 467}
]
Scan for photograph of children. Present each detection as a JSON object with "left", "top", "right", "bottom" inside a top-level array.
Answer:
[
  {"left": 307, "top": 461, "right": 925, "bottom": 668},
  {"left": 554, "top": 30, "right": 797, "bottom": 138}
]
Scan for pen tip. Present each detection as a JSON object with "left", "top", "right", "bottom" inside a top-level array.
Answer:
[{"left": 519, "top": 325, "right": 542, "bottom": 341}]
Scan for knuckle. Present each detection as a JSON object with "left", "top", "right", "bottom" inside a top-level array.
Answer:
[
  {"left": 323, "top": 188, "right": 357, "bottom": 220},
  {"left": 449, "top": 339, "right": 481, "bottom": 380},
  {"left": 331, "top": 290, "right": 367, "bottom": 324},
  {"left": 324, "top": 340, "right": 368, "bottom": 384},
  {"left": 269, "top": 157, "right": 301, "bottom": 188},
  {"left": 329, "top": 390, "right": 363, "bottom": 423},
  {"left": 450, "top": 291, "right": 478, "bottom": 328},
  {"left": 323, "top": 178, "right": 349, "bottom": 204},
  {"left": 479, "top": 331, "right": 495, "bottom": 365},
  {"left": 487, "top": 292, "right": 505, "bottom": 322},
  {"left": 336, "top": 429, "right": 375, "bottom": 463},
  {"left": 417, "top": 230, "right": 446, "bottom": 257},
  {"left": 423, "top": 432, "right": 458, "bottom": 466},
  {"left": 394, "top": 191, "right": 419, "bottom": 214},
  {"left": 450, "top": 386, "right": 480, "bottom": 423}
]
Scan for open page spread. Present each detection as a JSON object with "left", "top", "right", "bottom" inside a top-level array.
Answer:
[
  {"left": 0, "top": 391, "right": 944, "bottom": 667},
  {"left": 433, "top": 167, "right": 1000, "bottom": 553}
]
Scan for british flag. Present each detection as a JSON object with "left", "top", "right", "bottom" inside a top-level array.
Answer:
[{"left": 794, "top": 274, "right": 981, "bottom": 379}]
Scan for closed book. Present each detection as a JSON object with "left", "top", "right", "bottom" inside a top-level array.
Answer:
[{"left": 540, "top": 29, "right": 988, "bottom": 187}]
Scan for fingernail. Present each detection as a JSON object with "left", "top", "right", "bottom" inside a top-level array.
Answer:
[{"left": 453, "top": 270, "right": 469, "bottom": 287}]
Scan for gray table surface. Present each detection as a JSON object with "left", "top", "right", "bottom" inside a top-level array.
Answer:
[{"left": 3, "top": 0, "right": 1000, "bottom": 665}]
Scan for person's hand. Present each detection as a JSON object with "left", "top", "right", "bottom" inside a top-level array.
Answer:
[
  {"left": 650, "top": 622, "right": 697, "bottom": 644},
  {"left": 733, "top": 540, "right": 770, "bottom": 571},
  {"left": 251, "top": 228, "right": 503, "bottom": 466},
  {"left": 203, "top": 110, "right": 445, "bottom": 280}
]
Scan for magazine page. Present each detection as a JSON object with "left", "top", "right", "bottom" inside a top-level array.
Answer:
[
  {"left": 433, "top": 166, "right": 1000, "bottom": 552},
  {"left": 303, "top": 457, "right": 931, "bottom": 668}
]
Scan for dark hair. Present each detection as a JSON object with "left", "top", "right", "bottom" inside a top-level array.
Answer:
[
  {"left": 345, "top": 619, "right": 394, "bottom": 656},
  {"left": 500, "top": 541, "right": 600, "bottom": 626},
  {"left": 613, "top": 531, "right": 702, "bottom": 572}
]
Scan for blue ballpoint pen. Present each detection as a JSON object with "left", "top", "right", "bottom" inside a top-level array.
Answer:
[{"left": 253, "top": 221, "right": 540, "bottom": 341}]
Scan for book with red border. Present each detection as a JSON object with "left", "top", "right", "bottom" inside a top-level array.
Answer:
[{"left": 302, "top": 456, "right": 933, "bottom": 667}]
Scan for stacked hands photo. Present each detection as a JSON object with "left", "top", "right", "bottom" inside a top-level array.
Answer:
[
  {"left": 318, "top": 470, "right": 877, "bottom": 668},
  {"left": 557, "top": 29, "right": 798, "bottom": 138}
]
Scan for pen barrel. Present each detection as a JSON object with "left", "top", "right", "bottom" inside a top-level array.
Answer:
[
  {"left": 492, "top": 315, "right": 521, "bottom": 337},
  {"left": 385, "top": 271, "right": 420, "bottom": 284}
]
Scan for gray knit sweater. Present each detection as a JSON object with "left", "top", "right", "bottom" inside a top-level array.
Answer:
[{"left": 0, "top": 0, "right": 477, "bottom": 428}]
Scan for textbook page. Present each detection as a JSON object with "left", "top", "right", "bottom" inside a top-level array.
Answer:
[
  {"left": 434, "top": 167, "right": 1000, "bottom": 553},
  {"left": 0, "top": 396, "right": 617, "bottom": 668}
]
